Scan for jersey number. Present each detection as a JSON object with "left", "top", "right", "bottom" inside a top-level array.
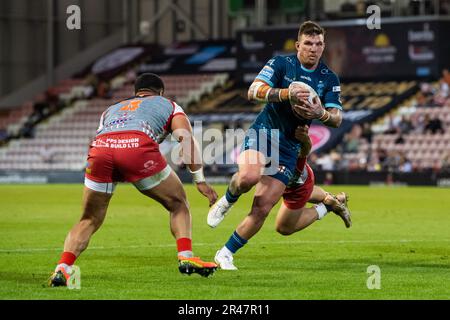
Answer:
[{"left": 120, "top": 100, "right": 142, "bottom": 111}]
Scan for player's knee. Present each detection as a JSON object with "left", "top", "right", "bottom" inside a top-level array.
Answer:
[
  {"left": 250, "top": 203, "right": 272, "bottom": 221},
  {"left": 80, "top": 214, "right": 104, "bottom": 229},
  {"left": 238, "top": 171, "right": 260, "bottom": 190},
  {"left": 276, "top": 223, "right": 294, "bottom": 236},
  {"left": 166, "top": 194, "right": 189, "bottom": 213}
]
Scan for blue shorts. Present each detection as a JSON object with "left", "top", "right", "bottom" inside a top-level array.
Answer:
[{"left": 241, "top": 123, "right": 300, "bottom": 185}]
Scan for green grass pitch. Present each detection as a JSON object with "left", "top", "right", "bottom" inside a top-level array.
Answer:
[{"left": 0, "top": 184, "right": 449, "bottom": 300}]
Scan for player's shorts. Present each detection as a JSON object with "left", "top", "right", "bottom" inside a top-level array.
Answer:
[
  {"left": 282, "top": 164, "right": 315, "bottom": 210},
  {"left": 84, "top": 130, "right": 170, "bottom": 194},
  {"left": 241, "top": 123, "right": 301, "bottom": 185}
]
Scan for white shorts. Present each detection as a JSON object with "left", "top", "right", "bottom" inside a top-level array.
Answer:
[{"left": 84, "top": 165, "right": 172, "bottom": 194}]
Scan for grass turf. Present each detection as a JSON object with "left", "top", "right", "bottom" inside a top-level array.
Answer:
[{"left": 0, "top": 184, "right": 449, "bottom": 300}]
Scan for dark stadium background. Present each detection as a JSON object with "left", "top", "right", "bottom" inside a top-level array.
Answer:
[{"left": 0, "top": 0, "right": 449, "bottom": 186}]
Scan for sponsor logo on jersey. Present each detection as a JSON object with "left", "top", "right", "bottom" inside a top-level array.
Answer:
[
  {"left": 258, "top": 66, "right": 275, "bottom": 79},
  {"left": 333, "top": 86, "right": 341, "bottom": 92},
  {"left": 300, "top": 75, "right": 312, "bottom": 82},
  {"left": 284, "top": 75, "right": 295, "bottom": 83}
]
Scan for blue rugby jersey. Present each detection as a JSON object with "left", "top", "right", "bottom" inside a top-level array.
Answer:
[{"left": 254, "top": 54, "right": 342, "bottom": 148}]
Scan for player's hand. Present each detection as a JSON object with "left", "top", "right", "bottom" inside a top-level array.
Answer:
[
  {"left": 196, "top": 182, "right": 218, "bottom": 207},
  {"left": 289, "top": 85, "right": 310, "bottom": 104},
  {"left": 292, "top": 96, "right": 324, "bottom": 120},
  {"left": 295, "top": 125, "right": 312, "bottom": 157}
]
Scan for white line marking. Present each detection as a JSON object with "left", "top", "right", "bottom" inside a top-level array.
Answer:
[{"left": 0, "top": 239, "right": 449, "bottom": 253}]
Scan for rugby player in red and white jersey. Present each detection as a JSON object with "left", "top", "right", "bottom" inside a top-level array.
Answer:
[
  {"left": 49, "top": 73, "right": 218, "bottom": 286},
  {"left": 276, "top": 125, "right": 351, "bottom": 238}
]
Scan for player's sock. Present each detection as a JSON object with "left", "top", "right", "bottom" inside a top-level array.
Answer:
[
  {"left": 56, "top": 251, "right": 77, "bottom": 273},
  {"left": 177, "top": 237, "right": 193, "bottom": 258},
  {"left": 225, "top": 187, "right": 240, "bottom": 204},
  {"left": 224, "top": 231, "right": 248, "bottom": 254},
  {"left": 314, "top": 203, "right": 329, "bottom": 220}
]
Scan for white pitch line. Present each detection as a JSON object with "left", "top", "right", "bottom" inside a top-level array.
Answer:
[{"left": 0, "top": 239, "right": 449, "bottom": 253}]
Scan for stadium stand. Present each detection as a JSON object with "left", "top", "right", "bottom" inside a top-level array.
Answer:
[{"left": 0, "top": 71, "right": 229, "bottom": 171}]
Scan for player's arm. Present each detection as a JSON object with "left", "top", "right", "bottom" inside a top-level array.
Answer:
[
  {"left": 248, "top": 80, "right": 290, "bottom": 103},
  {"left": 247, "top": 56, "right": 311, "bottom": 104},
  {"left": 171, "top": 114, "right": 218, "bottom": 206}
]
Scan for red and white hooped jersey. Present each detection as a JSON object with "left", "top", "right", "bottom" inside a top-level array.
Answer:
[{"left": 96, "top": 95, "right": 185, "bottom": 144}]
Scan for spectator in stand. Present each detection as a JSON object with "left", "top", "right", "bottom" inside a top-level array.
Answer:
[
  {"left": 361, "top": 122, "right": 373, "bottom": 143},
  {"left": 0, "top": 129, "right": 8, "bottom": 146},
  {"left": 424, "top": 115, "right": 445, "bottom": 135},
  {"left": 324, "top": 172, "right": 334, "bottom": 185},
  {"left": 367, "top": 154, "right": 382, "bottom": 172},
  {"left": 341, "top": 124, "right": 362, "bottom": 153},
  {"left": 19, "top": 119, "right": 35, "bottom": 138},
  {"left": 395, "top": 134, "right": 405, "bottom": 144},
  {"left": 411, "top": 113, "right": 426, "bottom": 134},
  {"left": 84, "top": 74, "right": 98, "bottom": 99},
  {"left": 399, "top": 154, "right": 413, "bottom": 173},
  {"left": 97, "top": 80, "right": 112, "bottom": 99},
  {"left": 398, "top": 115, "right": 414, "bottom": 134},
  {"left": 316, "top": 153, "right": 335, "bottom": 171},
  {"left": 441, "top": 151, "right": 450, "bottom": 173},
  {"left": 384, "top": 150, "right": 401, "bottom": 172},
  {"left": 384, "top": 114, "right": 401, "bottom": 134},
  {"left": 377, "top": 148, "right": 388, "bottom": 165}
]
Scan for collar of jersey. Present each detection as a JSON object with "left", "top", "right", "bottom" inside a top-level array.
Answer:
[{"left": 300, "top": 63, "right": 316, "bottom": 73}]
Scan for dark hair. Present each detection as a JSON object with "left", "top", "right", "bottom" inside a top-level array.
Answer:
[
  {"left": 298, "top": 21, "right": 325, "bottom": 39},
  {"left": 134, "top": 73, "right": 165, "bottom": 95}
]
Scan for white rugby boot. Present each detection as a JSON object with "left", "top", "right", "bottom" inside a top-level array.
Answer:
[
  {"left": 214, "top": 248, "right": 238, "bottom": 271},
  {"left": 207, "top": 196, "right": 233, "bottom": 228}
]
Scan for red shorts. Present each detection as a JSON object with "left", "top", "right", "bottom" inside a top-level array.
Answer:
[
  {"left": 282, "top": 164, "right": 315, "bottom": 210},
  {"left": 85, "top": 131, "right": 167, "bottom": 183}
]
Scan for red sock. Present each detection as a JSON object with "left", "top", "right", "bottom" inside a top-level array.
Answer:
[
  {"left": 58, "top": 252, "right": 77, "bottom": 266},
  {"left": 176, "top": 238, "right": 192, "bottom": 254}
]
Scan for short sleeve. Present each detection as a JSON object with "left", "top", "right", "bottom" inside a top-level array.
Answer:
[
  {"left": 172, "top": 102, "right": 186, "bottom": 117},
  {"left": 255, "top": 56, "right": 285, "bottom": 87},
  {"left": 323, "top": 73, "right": 343, "bottom": 110}
]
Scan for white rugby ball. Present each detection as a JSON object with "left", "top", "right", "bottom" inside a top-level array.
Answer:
[{"left": 288, "top": 81, "right": 318, "bottom": 104}]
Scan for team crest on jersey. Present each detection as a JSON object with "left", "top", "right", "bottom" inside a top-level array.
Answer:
[{"left": 316, "top": 82, "right": 325, "bottom": 97}]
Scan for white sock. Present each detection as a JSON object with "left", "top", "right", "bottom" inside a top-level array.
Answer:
[
  {"left": 314, "top": 203, "right": 329, "bottom": 220},
  {"left": 220, "top": 246, "right": 233, "bottom": 256},
  {"left": 55, "top": 263, "right": 72, "bottom": 274},
  {"left": 178, "top": 250, "right": 193, "bottom": 258}
]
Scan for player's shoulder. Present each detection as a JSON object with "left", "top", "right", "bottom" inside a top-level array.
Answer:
[
  {"left": 317, "top": 60, "right": 340, "bottom": 81},
  {"left": 269, "top": 54, "right": 297, "bottom": 67}
]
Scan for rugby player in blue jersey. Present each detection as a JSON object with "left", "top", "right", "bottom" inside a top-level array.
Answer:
[{"left": 208, "top": 21, "right": 345, "bottom": 270}]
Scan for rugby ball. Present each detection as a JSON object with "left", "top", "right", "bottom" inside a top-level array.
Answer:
[{"left": 288, "top": 81, "right": 318, "bottom": 105}]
